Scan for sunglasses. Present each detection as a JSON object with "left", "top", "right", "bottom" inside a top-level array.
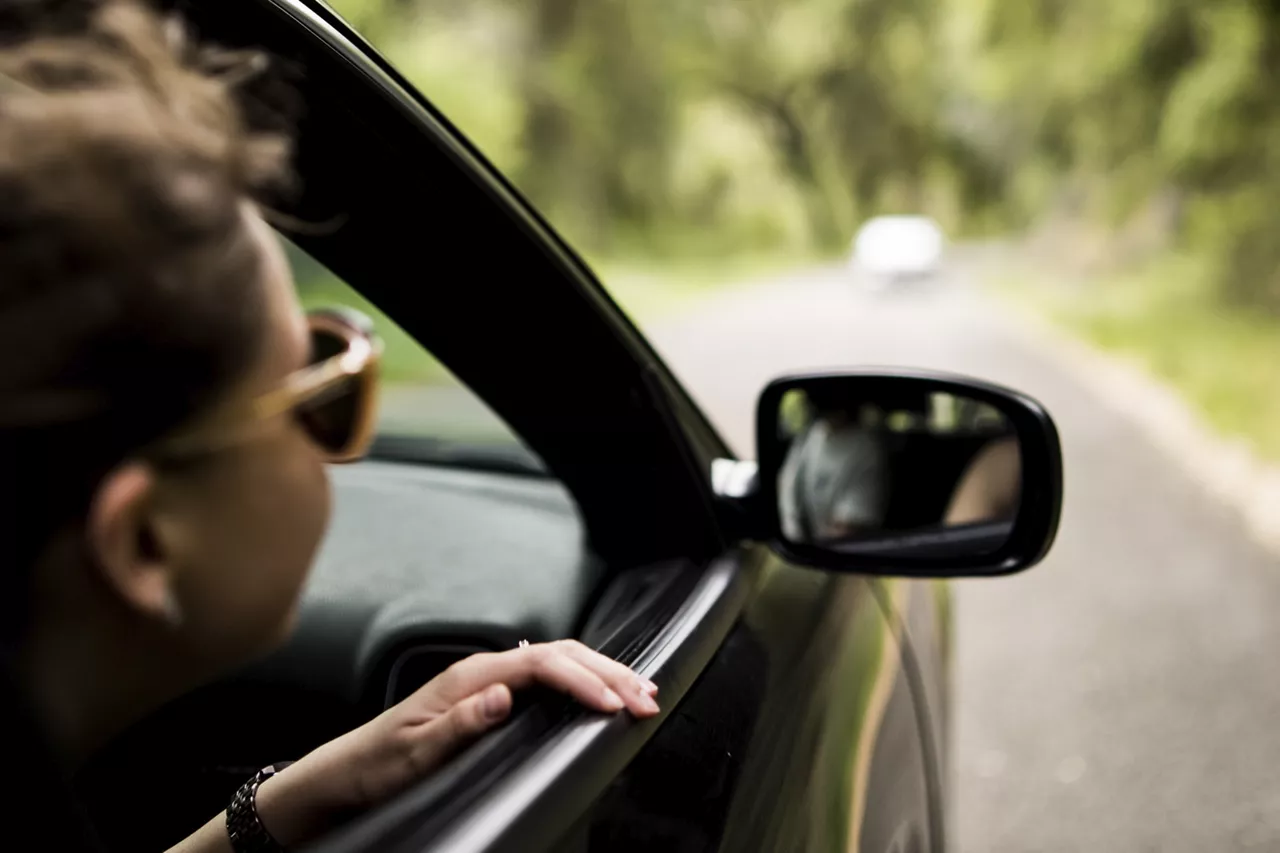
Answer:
[{"left": 154, "top": 307, "right": 382, "bottom": 463}]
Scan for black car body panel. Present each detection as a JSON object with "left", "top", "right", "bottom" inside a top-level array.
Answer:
[{"left": 558, "top": 569, "right": 935, "bottom": 853}]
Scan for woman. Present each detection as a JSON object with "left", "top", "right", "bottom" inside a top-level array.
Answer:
[
  {"left": 778, "top": 407, "right": 890, "bottom": 543},
  {"left": 0, "top": 3, "right": 659, "bottom": 851},
  {"left": 776, "top": 386, "right": 897, "bottom": 544}
]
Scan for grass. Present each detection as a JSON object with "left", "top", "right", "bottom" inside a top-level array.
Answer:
[
  {"left": 595, "top": 251, "right": 823, "bottom": 324},
  {"left": 1007, "top": 255, "right": 1280, "bottom": 463}
]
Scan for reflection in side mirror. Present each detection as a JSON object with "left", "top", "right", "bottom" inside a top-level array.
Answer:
[
  {"left": 756, "top": 371, "right": 1062, "bottom": 576},
  {"left": 778, "top": 387, "right": 1019, "bottom": 551}
]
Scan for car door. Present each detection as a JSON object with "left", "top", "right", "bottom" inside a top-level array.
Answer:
[{"left": 166, "top": 2, "right": 942, "bottom": 852}]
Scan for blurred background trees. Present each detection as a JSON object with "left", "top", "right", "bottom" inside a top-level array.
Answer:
[{"left": 328, "top": 0, "right": 1280, "bottom": 312}]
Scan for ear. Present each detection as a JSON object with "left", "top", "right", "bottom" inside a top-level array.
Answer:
[{"left": 86, "top": 462, "right": 181, "bottom": 625}]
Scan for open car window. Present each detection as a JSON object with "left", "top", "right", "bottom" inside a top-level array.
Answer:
[{"left": 284, "top": 236, "right": 546, "bottom": 474}]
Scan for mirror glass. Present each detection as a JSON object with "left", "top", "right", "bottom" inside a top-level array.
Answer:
[{"left": 774, "top": 385, "right": 1022, "bottom": 558}]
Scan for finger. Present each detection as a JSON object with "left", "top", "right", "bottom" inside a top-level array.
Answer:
[
  {"left": 432, "top": 643, "right": 657, "bottom": 716},
  {"left": 555, "top": 641, "right": 660, "bottom": 717},
  {"left": 529, "top": 649, "right": 629, "bottom": 713},
  {"left": 408, "top": 683, "right": 512, "bottom": 772},
  {"left": 428, "top": 644, "right": 589, "bottom": 702}
]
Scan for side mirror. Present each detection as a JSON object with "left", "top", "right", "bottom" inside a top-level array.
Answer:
[{"left": 739, "top": 370, "right": 1062, "bottom": 577}]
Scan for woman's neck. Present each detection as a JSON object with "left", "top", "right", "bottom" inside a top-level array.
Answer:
[{"left": 20, "top": 545, "right": 191, "bottom": 768}]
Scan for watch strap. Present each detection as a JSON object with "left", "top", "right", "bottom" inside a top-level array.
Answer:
[{"left": 226, "top": 762, "right": 294, "bottom": 853}]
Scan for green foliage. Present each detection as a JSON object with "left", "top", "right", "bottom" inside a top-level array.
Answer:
[
  {"left": 975, "top": 0, "right": 1280, "bottom": 310},
  {"left": 325, "top": 0, "right": 1280, "bottom": 310},
  {"left": 329, "top": 0, "right": 1006, "bottom": 262},
  {"left": 1027, "top": 255, "right": 1280, "bottom": 461}
]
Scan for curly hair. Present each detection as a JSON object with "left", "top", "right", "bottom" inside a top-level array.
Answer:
[{"left": 0, "top": 0, "right": 292, "bottom": 640}]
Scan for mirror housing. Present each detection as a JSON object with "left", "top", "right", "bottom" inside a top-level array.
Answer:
[{"left": 727, "top": 370, "right": 1062, "bottom": 577}]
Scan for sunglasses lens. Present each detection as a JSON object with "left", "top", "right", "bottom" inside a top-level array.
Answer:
[{"left": 294, "top": 326, "right": 369, "bottom": 457}]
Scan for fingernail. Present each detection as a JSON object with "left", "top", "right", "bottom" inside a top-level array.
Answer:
[
  {"left": 484, "top": 687, "right": 509, "bottom": 721},
  {"left": 602, "top": 688, "right": 625, "bottom": 711},
  {"left": 637, "top": 693, "right": 660, "bottom": 716},
  {"left": 640, "top": 678, "right": 659, "bottom": 695}
]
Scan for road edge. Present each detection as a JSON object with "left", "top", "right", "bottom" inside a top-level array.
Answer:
[{"left": 995, "top": 294, "right": 1280, "bottom": 558}]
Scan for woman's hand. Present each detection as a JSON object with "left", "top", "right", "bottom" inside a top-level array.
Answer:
[{"left": 253, "top": 640, "right": 660, "bottom": 847}]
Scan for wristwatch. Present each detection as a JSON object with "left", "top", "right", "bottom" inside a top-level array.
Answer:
[{"left": 226, "top": 762, "right": 294, "bottom": 853}]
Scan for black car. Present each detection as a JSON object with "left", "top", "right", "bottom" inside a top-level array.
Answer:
[{"left": 75, "top": 2, "right": 1064, "bottom": 851}]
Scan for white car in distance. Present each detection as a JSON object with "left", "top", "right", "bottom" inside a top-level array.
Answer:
[{"left": 850, "top": 215, "right": 945, "bottom": 290}]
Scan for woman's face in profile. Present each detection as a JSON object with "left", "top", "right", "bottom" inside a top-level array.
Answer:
[{"left": 153, "top": 206, "right": 332, "bottom": 665}]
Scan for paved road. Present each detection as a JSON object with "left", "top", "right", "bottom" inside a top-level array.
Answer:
[{"left": 640, "top": 263, "right": 1280, "bottom": 852}]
